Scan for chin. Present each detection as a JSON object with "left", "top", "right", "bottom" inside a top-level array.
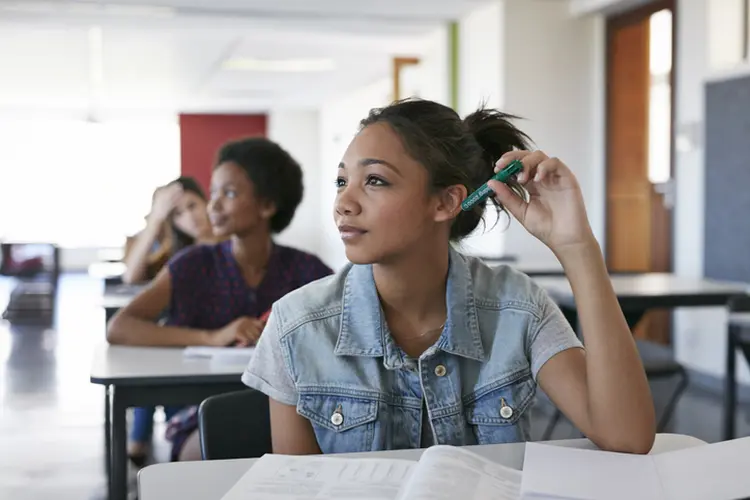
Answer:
[{"left": 343, "top": 247, "right": 379, "bottom": 265}]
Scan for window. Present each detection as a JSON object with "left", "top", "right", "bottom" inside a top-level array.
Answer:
[
  {"left": 0, "top": 120, "right": 180, "bottom": 248},
  {"left": 708, "top": 0, "right": 748, "bottom": 70},
  {"left": 648, "top": 9, "right": 672, "bottom": 185}
]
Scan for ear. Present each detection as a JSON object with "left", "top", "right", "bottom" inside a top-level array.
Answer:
[
  {"left": 259, "top": 200, "right": 277, "bottom": 220},
  {"left": 433, "top": 184, "right": 467, "bottom": 223}
]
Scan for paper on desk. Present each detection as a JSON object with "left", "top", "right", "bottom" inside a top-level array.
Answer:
[
  {"left": 397, "top": 445, "right": 521, "bottom": 500},
  {"left": 654, "top": 436, "right": 750, "bottom": 500},
  {"left": 520, "top": 442, "right": 664, "bottom": 500},
  {"left": 183, "top": 346, "right": 255, "bottom": 365},
  {"left": 219, "top": 454, "right": 415, "bottom": 500}
]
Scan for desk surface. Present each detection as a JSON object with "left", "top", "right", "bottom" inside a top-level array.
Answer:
[
  {"left": 138, "top": 433, "right": 706, "bottom": 500},
  {"left": 536, "top": 273, "right": 748, "bottom": 307},
  {"left": 101, "top": 284, "right": 146, "bottom": 309},
  {"left": 89, "top": 344, "right": 245, "bottom": 386}
]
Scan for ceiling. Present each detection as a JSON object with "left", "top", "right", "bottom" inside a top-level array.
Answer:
[{"left": 0, "top": 0, "right": 491, "bottom": 120}]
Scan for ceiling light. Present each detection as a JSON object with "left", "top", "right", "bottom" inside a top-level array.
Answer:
[{"left": 222, "top": 57, "right": 336, "bottom": 73}]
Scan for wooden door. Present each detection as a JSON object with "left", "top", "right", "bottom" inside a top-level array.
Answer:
[{"left": 606, "top": 1, "right": 675, "bottom": 344}]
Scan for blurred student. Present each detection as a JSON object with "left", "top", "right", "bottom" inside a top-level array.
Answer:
[
  {"left": 107, "top": 137, "right": 332, "bottom": 462},
  {"left": 242, "top": 98, "right": 656, "bottom": 456},
  {"left": 122, "top": 176, "right": 215, "bottom": 285},
  {"left": 120, "top": 176, "right": 217, "bottom": 464}
]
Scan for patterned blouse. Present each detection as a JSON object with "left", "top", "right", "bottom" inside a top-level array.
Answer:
[{"left": 163, "top": 239, "right": 333, "bottom": 459}]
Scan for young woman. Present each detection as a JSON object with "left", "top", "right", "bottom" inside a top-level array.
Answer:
[
  {"left": 107, "top": 137, "right": 333, "bottom": 461},
  {"left": 243, "top": 99, "right": 656, "bottom": 455},
  {"left": 119, "top": 176, "right": 217, "bottom": 463},
  {"left": 122, "top": 176, "right": 215, "bottom": 285}
]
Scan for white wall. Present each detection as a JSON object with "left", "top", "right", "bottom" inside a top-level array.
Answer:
[
  {"left": 454, "top": 0, "right": 602, "bottom": 262},
  {"left": 318, "top": 78, "right": 392, "bottom": 271},
  {"left": 268, "top": 109, "right": 325, "bottom": 260},
  {"left": 503, "top": 0, "right": 602, "bottom": 262}
]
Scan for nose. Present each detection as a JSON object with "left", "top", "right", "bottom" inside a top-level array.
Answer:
[
  {"left": 335, "top": 185, "right": 361, "bottom": 217},
  {"left": 207, "top": 196, "right": 220, "bottom": 214}
]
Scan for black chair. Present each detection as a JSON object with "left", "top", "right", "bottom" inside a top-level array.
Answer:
[
  {"left": 729, "top": 295, "right": 750, "bottom": 379},
  {"left": 198, "top": 389, "right": 272, "bottom": 460},
  {"left": 541, "top": 309, "right": 689, "bottom": 440}
]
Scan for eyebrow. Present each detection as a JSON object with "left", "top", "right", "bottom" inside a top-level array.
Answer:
[{"left": 338, "top": 158, "right": 401, "bottom": 175}]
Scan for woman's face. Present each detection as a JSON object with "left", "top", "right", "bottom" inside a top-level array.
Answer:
[
  {"left": 208, "top": 162, "right": 275, "bottom": 238},
  {"left": 334, "top": 123, "right": 457, "bottom": 265},
  {"left": 171, "top": 191, "right": 211, "bottom": 240}
]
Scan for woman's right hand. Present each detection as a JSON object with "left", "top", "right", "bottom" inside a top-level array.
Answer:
[
  {"left": 209, "top": 317, "right": 266, "bottom": 347},
  {"left": 149, "top": 183, "right": 183, "bottom": 224}
]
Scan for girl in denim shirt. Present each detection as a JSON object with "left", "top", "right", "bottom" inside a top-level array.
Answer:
[{"left": 244, "top": 99, "right": 655, "bottom": 455}]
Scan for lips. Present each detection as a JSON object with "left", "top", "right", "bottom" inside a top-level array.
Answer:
[
  {"left": 338, "top": 225, "right": 367, "bottom": 240},
  {"left": 210, "top": 215, "right": 228, "bottom": 227}
]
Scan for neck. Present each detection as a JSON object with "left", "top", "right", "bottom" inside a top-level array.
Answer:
[
  {"left": 231, "top": 230, "right": 273, "bottom": 269},
  {"left": 373, "top": 238, "right": 450, "bottom": 327}
]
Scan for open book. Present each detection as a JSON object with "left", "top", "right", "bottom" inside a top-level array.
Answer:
[
  {"left": 219, "top": 437, "right": 750, "bottom": 500},
  {"left": 219, "top": 445, "right": 522, "bottom": 500}
]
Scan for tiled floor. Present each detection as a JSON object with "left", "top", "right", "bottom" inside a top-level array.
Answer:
[{"left": 0, "top": 274, "right": 749, "bottom": 500}]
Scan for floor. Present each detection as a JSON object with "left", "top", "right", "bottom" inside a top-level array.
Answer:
[{"left": 0, "top": 273, "right": 749, "bottom": 500}]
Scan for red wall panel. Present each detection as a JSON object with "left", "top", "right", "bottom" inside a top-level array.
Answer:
[{"left": 178, "top": 114, "right": 267, "bottom": 194}]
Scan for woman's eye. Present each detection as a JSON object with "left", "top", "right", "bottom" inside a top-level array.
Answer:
[
  {"left": 335, "top": 177, "right": 346, "bottom": 188},
  {"left": 366, "top": 176, "right": 388, "bottom": 186},
  {"left": 225, "top": 190, "right": 236, "bottom": 199}
]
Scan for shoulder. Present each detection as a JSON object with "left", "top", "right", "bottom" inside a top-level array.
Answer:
[
  {"left": 460, "top": 253, "right": 550, "bottom": 318},
  {"left": 270, "top": 264, "right": 350, "bottom": 333},
  {"left": 274, "top": 244, "right": 334, "bottom": 278},
  {"left": 168, "top": 241, "right": 228, "bottom": 277}
]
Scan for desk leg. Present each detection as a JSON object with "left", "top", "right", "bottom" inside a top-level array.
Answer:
[
  {"left": 723, "top": 325, "right": 738, "bottom": 441},
  {"left": 111, "top": 387, "right": 128, "bottom": 500},
  {"left": 104, "top": 385, "right": 112, "bottom": 491}
]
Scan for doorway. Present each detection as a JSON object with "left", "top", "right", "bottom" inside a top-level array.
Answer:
[{"left": 606, "top": 0, "right": 675, "bottom": 344}]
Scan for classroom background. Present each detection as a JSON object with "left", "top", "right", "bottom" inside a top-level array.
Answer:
[{"left": 2, "top": 0, "right": 750, "bottom": 498}]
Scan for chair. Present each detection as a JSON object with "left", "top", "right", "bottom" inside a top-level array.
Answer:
[
  {"left": 541, "top": 309, "right": 689, "bottom": 440},
  {"left": 198, "top": 389, "right": 272, "bottom": 460},
  {"left": 729, "top": 295, "right": 750, "bottom": 378}
]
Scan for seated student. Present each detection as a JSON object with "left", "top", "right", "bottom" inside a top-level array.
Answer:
[
  {"left": 122, "top": 176, "right": 216, "bottom": 285},
  {"left": 120, "top": 175, "right": 218, "bottom": 464},
  {"left": 242, "top": 98, "right": 656, "bottom": 456},
  {"left": 107, "top": 137, "right": 333, "bottom": 462}
]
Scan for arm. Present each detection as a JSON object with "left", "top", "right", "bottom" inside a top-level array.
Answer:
[
  {"left": 121, "top": 221, "right": 163, "bottom": 284},
  {"left": 106, "top": 267, "right": 217, "bottom": 346},
  {"left": 122, "top": 183, "right": 183, "bottom": 284},
  {"left": 269, "top": 399, "right": 322, "bottom": 454},
  {"left": 537, "top": 240, "right": 655, "bottom": 454},
  {"left": 490, "top": 150, "right": 655, "bottom": 454}
]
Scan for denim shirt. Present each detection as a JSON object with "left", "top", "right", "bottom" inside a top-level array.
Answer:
[{"left": 242, "top": 248, "right": 582, "bottom": 454}]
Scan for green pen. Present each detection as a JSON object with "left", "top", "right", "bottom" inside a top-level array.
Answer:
[{"left": 461, "top": 159, "right": 523, "bottom": 211}]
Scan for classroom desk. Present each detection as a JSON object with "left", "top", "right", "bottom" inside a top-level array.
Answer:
[
  {"left": 536, "top": 273, "right": 749, "bottom": 440},
  {"left": 138, "top": 433, "right": 706, "bottom": 500},
  {"left": 536, "top": 273, "right": 749, "bottom": 311},
  {"left": 101, "top": 283, "right": 145, "bottom": 323},
  {"left": 482, "top": 256, "right": 565, "bottom": 277},
  {"left": 725, "top": 312, "right": 750, "bottom": 440},
  {"left": 90, "top": 344, "right": 247, "bottom": 500}
]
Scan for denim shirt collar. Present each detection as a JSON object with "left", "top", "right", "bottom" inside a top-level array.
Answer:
[{"left": 334, "top": 247, "right": 486, "bottom": 363}]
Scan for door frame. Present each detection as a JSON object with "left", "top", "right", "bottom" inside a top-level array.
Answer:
[{"left": 604, "top": 0, "right": 677, "bottom": 273}]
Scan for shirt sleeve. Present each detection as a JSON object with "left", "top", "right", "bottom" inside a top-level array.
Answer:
[
  {"left": 528, "top": 288, "right": 584, "bottom": 380},
  {"left": 242, "top": 308, "right": 298, "bottom": 406}
]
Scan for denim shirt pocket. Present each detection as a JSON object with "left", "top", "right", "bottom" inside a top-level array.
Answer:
[
  {"left": 464, "top": 370, "right": 535, "bottom": 444},
  {"left": 297, "top": 390, "right": 379, "bottom": 454}
]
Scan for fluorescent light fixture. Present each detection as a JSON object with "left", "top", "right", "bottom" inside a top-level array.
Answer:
[{"left": 222, "top": 57, "right": 336, "bottom": 72}]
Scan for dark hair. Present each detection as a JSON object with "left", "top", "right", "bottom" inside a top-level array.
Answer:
[
  {"left": 169, "top": 176, "right": 207, "bottom": 255},
  {"left": 360, "top": 98, "right": 532, "bottom": 240},
  {"left": 215, "top": 137, "right": 303, "bottom": 233}
]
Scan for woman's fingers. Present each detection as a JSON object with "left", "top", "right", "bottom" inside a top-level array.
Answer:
[{"left": 495, "top": 150, "right": 550, "bottom": 186}]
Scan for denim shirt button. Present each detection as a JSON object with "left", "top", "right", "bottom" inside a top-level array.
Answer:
[
  {"left": 331, "top": 411, "right": 344, "bottom": 426},
  {"left": 500, "top": 398, "right": 513, "bottom": 419},
  {"left": 434, "top": 364, "right": 447, "bottom": 377}
]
